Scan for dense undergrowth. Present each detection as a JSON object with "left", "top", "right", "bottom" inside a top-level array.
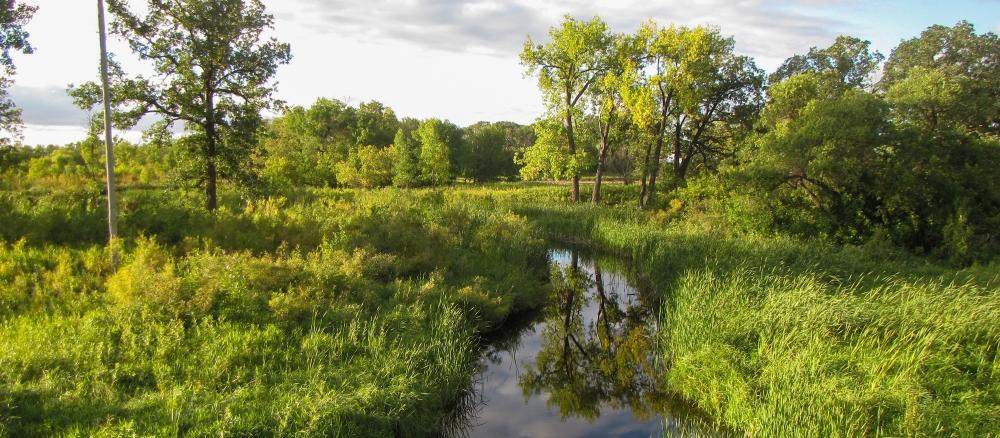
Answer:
[
  {"left": 483, "top": 184, "right": 1000, "bottom": 437},
  {"left": 0, "top": 186, "right": 549, "bottom": 437},
  {"left": 2, "top": 182, "right": 999, "bottom": 436}
]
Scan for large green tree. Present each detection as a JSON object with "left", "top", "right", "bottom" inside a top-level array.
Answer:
[
  {"left": 625, "top": 22, "right": 763, "bottom": 208},
  {"left": 667, "top": 29, "right": 763, "bottom": 189},
  {"left": 880, "top": 21, "right": 1000, "bottom": 138},
  {"left": 352, "top": 101, "right": 400, "bottom": 149},
  {"left": 260, "top": 98, "right": 355, "bottom": 188},
  {"left": 415, "top": 118, "right": 461, "bottom": 186},
  {"left": 770, "top": 35, "right": 885, "bottom": 89},
  {"left": 742, "top": 72, "right": 891, "bottom": 242},
  {"left": 72, "top": 0, "right": 291, "bottom": 210},
  {"left": 876, "top": 22, "right": 1000, "bottom": 260},
  {"left": 0, "top": 0, "right": 36, "bottom": 143},
  {"left": 392, "top": 121, "right": 421, "bottom": 188},
  {"left": 588, "top": 39, "right": 632, "bottom": 204},
  {"left": 461, "top": 122, "right": 516, "bottom": 183},
  {"left": 522, "top": 15, "right": 613, "bottom": 202}
]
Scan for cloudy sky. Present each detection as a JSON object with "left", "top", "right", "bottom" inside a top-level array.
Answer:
[{"left": 9, "top": 0, "right": 1000, "bottom": 145}]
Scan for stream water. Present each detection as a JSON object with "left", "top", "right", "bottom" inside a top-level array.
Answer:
[{"left": 443, "top": 250, "right": 716, "bottom": 438}]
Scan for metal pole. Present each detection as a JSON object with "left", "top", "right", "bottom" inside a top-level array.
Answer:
[{"left": 98, "top": 0, "right": 118, "bottom": 259}]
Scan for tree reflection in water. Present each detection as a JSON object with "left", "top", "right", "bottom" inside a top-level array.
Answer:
[
  {"left": 440, "top": 250, "right": 719, "bottom": 438},
  {"left": 521, "top": 251, "right": 663, "bottom": 422}
]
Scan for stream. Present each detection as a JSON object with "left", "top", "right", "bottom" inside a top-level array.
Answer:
[{"left": 442, "top": 250, "right": 718, "bottom": 438}]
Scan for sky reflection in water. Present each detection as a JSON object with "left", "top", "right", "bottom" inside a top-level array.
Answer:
[{"left": 449, "top": 250, "right": 708, "bottom": 438}]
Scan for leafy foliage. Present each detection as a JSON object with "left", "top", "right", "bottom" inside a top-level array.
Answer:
[
  {"left": 0, "top": 0, "right": 36, "bottom": 141},
  {"left": 71, "top": 0, "right": 292, "bottom": 210}
]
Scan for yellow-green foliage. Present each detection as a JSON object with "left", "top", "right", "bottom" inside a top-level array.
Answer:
[
  {"left": 0, "top": 241, "right": 111, "bottom": 317},
  {"left": 0, "top": 187, "right": 550, "bottom": 437},
  {"left": 334, "top": 145, "right": 396, "bottom": 188}
]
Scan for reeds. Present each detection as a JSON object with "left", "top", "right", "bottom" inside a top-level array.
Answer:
[{"left": 503, "top": 188, "right": 1000, "bottom": 436}]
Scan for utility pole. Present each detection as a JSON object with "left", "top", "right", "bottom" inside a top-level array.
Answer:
[{"left": 98, "top": 0, "right": 118, "bottom": 263}]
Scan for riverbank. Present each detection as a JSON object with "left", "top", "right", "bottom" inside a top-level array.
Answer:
[
  {"left": 487, "top": 187, "right": 1000, "bottom": 437},
  {"left": 0, "top": 187, "right": 551, "bottom": 437},
  {"left": 1, "top": 184, "right": 997, "bottom": 436}
]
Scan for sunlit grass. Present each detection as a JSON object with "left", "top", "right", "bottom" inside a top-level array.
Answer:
[
  {"left": 1, "top": 183, "right": 998, "bottom": 436},
  {"left": 497, "top": 186, "right": 1000, "bottom": 436},
  {"left": 0, "top": 187, "right": 550, "bottom": 436}
]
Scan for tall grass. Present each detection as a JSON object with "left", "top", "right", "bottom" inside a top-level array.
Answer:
[
  {"left": 0, "top": 187, "right": 551, "bottom": 436},
  {"left": 4, "top": 181, "right": 998, "bottom": 435},
  {"left": 491, "top": 185, "right": 1000, "bottom": 436}
]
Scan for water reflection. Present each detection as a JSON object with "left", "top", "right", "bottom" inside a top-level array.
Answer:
[{"left": 442, "top": 250, "right": 719, "bottom": 438}]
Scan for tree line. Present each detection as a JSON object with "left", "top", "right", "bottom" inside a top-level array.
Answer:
[
  {"left": 519, "top": 16, "right": 1000, "bottom": 262},
  {"left": 260, "top": 98, "right": 530, "bottom": 190},
  {"left": 2, "top": 1, "right": 999, "bottom": 262}
]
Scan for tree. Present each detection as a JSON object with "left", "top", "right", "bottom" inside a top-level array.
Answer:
[
  {"left": 0, "top": 1, "right": 36, "bottom": 142},
  {"left": 624, "top": 21, "right": 679, "bottom": 208},
  {"left": 334, "top": 144, "right": 395, "bottom": 188},
  {"left": 522, "top": 15, "right": 613, "bottom": 202},
  {"left": 588, "top": 43, "right": 632, "bottom": 203},
  {"left": 743, "top": 73, "right": 891, "bottom": 242},
  {"left": 625, "top": 23, "right": 763, "bottom": 208},
  {"left": 461, "top": 122, "right": 515, "bottom": 183},
  {"left": 71, "top": 0, "right": 291, "bottom": 210},
  {"left": 517, "top": 117, "right": 592, "bottom": 182},
  {"left": 879, "top": 21, "right": 1000, "bottom": 138},
  {"left": 392, "top": 124, "right": 421, "bottom": 188},
  {"left": 416, "top": 118, "right": 461, "bottom": 186},
  {"left": 260, "top": 99, "right": 355, "bottom": 188},
  {"left": 876, "top": 22, "right": 1000, "bottom": 260},
  {"left": 668, "top": 45, "right": 763, "bottom": 186},
  {"left": 353, "top": 100, "right": 400, "bottom": 149},
  {"left": 770, "top": 35, "right": 885, "bottom": 89}
]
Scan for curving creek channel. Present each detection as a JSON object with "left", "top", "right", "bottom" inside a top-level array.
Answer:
[{"left": 439, "top": 250, "right": 721, "bottom": 438}]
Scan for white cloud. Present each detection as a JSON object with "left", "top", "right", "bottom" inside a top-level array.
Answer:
[
  {"left": 285, "top": 0, "right": 544, "bottom": 56},
  {"left": 275, "top": 0, "right": 848, "bottom": 71},
  {"left": 9, "top": 85, "right": 89, "bottom": 127}
]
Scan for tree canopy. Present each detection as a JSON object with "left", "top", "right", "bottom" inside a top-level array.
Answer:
[
  {"left": 522, "top": 15, "right": 614, "bottom": 202},
  {"left": 71, "top": 0, "right": 291, "bottom": 210},
  {"left": 0, "top": 0, "right": 36, "bottom": 141}
]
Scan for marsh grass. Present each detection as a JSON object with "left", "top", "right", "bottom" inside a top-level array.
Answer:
[
  {"left": 493, "top": 186, "right": 1000, "bottom": 436},
  {"left": 0, "top": 187, "right": 550, "bottom": 436},
  {"left": 3, "top": 182, "right": 998, "bottom": 436}
]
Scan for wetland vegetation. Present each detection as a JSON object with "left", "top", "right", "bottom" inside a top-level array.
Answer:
[{"left": 1, "top": 0, "right": 999, "bottom": 436}]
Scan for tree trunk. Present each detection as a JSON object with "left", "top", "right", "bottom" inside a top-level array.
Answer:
[
  {"left": 638, "top": 142, "right": 652, "bottom": 208},
  {"left": 644, "top": 91, "right": 672, "bottom": 209},
  {"left": 644, "top": 130, "right": 665, "bottom": 208},
  {"left": 592, "top": 118, "right": 612, "bottom": 204},
  {"left": 205, "top": 88, "right": 218, "bottom": 211},
  {"left": 675, "top": 144, "right": 694, "bottom": 182},
  {"left": 592, "top": 145, "right": 608, "bottom": 204},
  {"left": 565, "top": 92, "right": 579, "bottom": 202}
]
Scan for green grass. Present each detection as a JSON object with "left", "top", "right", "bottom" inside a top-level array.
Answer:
[
  {"left": 2, "top": 182, "right": 998, "bottom": 436},
  {"left": 0, "top": 187, "right": 551, "bottom": 436},
  {"left": 489, "top": 186, "right": 1000, "bottom": 437}
]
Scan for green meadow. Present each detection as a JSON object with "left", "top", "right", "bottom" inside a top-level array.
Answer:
[{"left": 0, "top": 184, "right": 997, "bottom": 436}]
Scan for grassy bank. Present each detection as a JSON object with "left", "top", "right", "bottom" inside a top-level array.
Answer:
[
  {"left": 0, "top": 187, "right": 550, "bottom": 437},
  {"left": 2, "top": 183, "right": 998, "bottom": 436},
  {"left": 487, "top": 186, "right": 1000, "bottom": 437}
]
